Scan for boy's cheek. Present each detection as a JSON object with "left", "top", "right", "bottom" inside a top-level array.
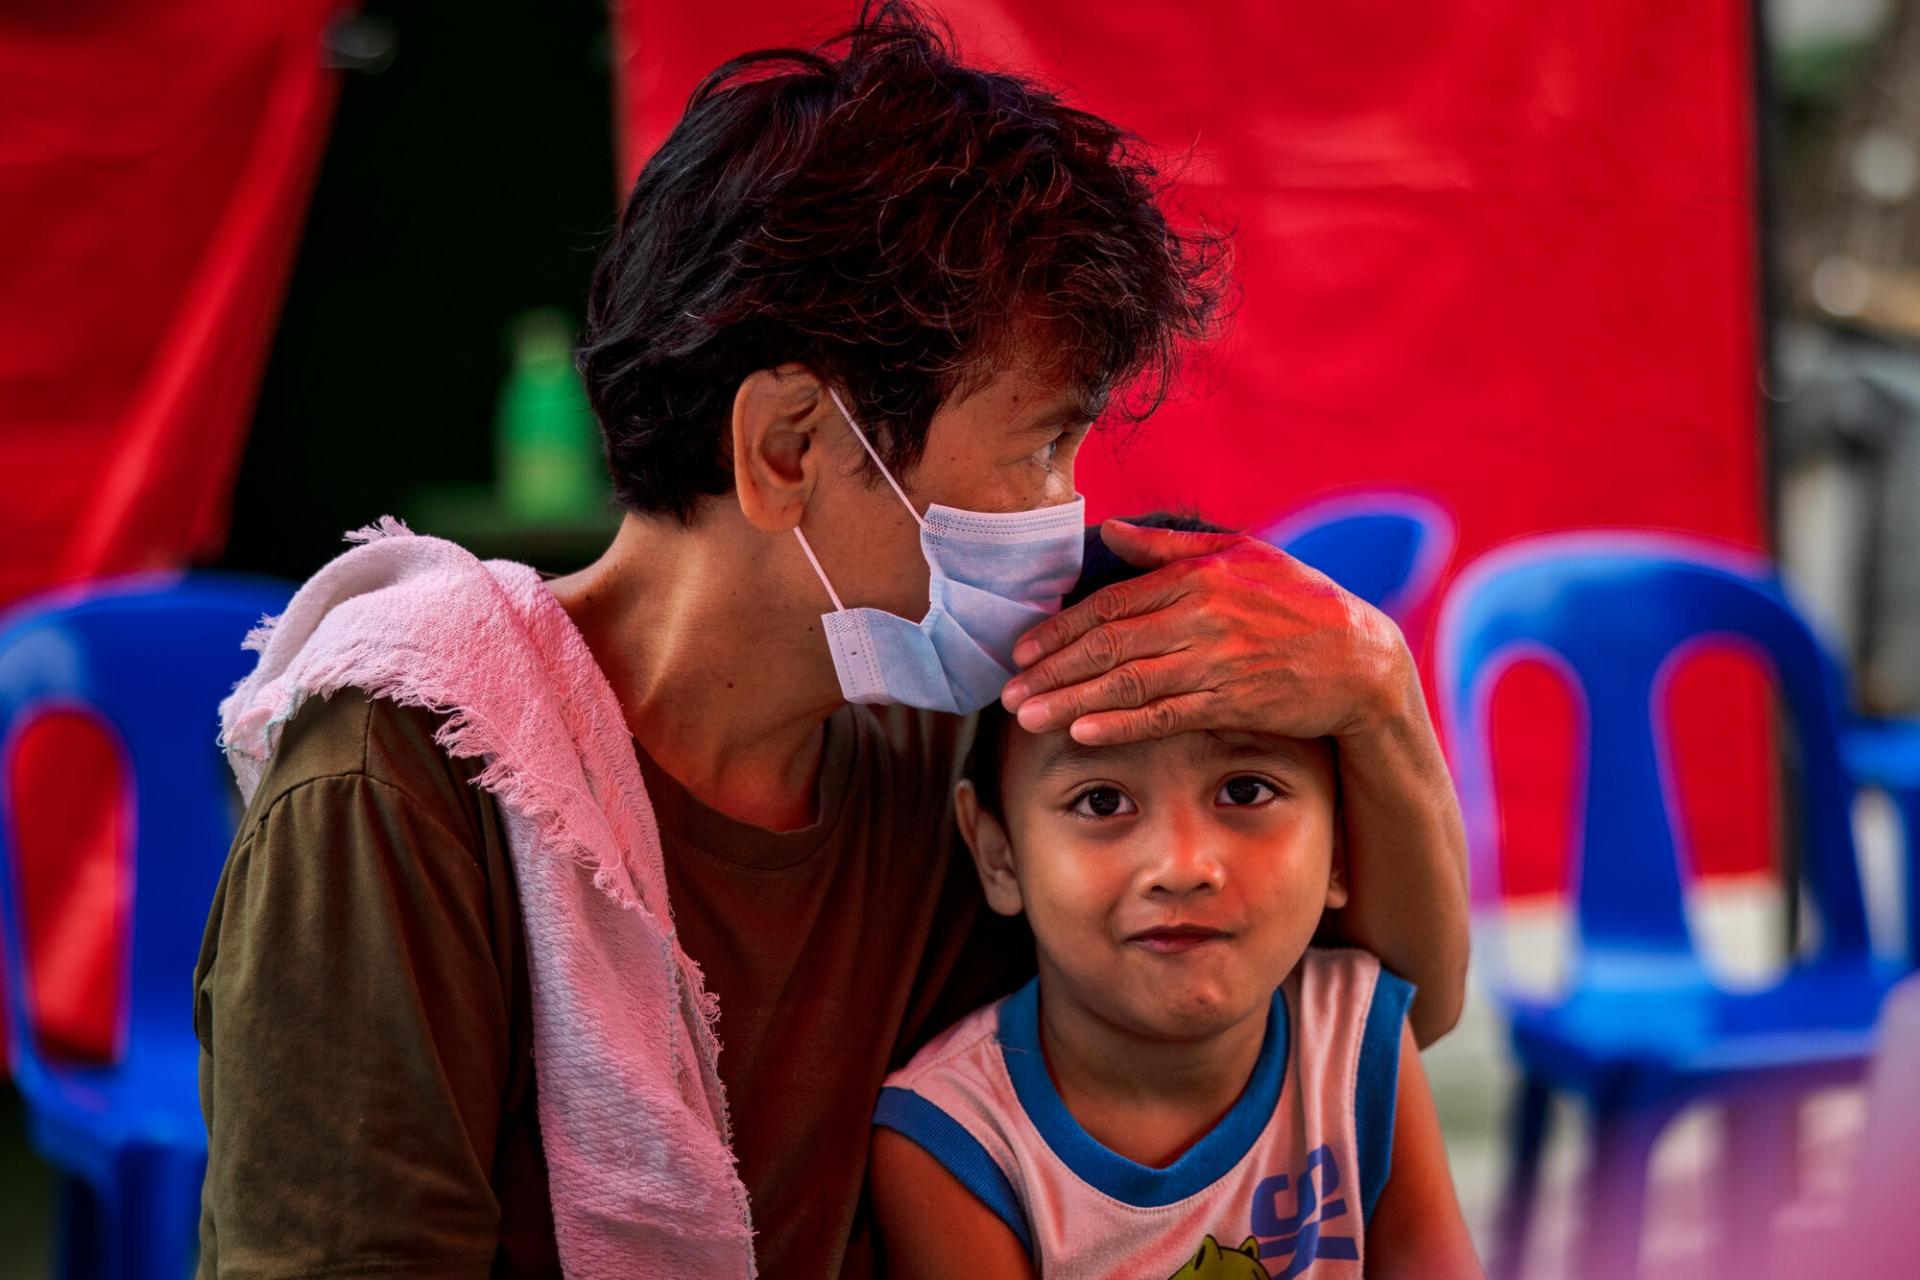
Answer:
[{"left": 1023, "top": 878, "right": 1125, "bottom": 958}]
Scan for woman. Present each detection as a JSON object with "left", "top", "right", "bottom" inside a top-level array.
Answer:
[{"left": 195, "top": 6, "right": 1467, "bottom": 1277}]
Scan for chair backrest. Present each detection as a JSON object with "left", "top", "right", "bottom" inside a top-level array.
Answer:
[
  {"left": 1262, "top": 492, "right": 1454, "bottom": 624},
  {"left": 1436, "top": 533, "right": 1869, "bottom": 990},
  {"left": 0, "top": 572, "right": 291, "bottom": 1069}
]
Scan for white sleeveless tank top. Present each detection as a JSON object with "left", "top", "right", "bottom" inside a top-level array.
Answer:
[{"left": 875, "top": 948, "right": 1412, "bottom": 1280}]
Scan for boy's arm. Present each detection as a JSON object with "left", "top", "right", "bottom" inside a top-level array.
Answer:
[
  {"left": 869, "top": 1128, "right": 1036, "bottom": 1280},
  {"left": 1364, "top": 1025, "right": 1482, "bottom": 1280}
]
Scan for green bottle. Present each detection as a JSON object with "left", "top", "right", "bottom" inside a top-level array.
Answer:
[{"left": 495, "top": 309, "right": 604, "bottom": 522}]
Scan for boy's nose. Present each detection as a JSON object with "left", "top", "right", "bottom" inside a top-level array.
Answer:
[{"left": 1145, "top": 821, "right": 1227, "bottom": 897}]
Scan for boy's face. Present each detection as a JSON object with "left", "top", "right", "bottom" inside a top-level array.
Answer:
[{"left": 957, "top": 724, "right": 1345, "bottom": 1043}]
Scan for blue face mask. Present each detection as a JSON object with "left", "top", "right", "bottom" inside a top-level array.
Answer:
[{"left": 792, "top": 386, "right": 1086, "bottom": 715}]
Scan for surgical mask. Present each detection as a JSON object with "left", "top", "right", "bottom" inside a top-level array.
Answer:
[{"left": 792, "top": 386, "right": 1086, "bottom": 714}]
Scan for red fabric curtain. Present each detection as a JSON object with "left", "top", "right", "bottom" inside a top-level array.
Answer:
[
  {"left": 611, "top": 0, "right": 1770, "bottom": 895},
  {"left": 0, "top": 0, "right": 345, "bottom": 604},
  {"left": 0, "top": 0, "right": 345, "bottom": 1061}
]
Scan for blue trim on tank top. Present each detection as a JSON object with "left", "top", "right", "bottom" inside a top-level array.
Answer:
[
  {"left": 873, "top": 1087, "right": 1034, "bottom": 1256},
  {"left": 1354, "top": 966, "right": 1414, "bottom": 1219},
  {"left": 995, "top": 976, "right": 1291, "bottom": 1208}
]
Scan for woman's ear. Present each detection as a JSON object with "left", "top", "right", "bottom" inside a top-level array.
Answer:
[
  {"left": 732, "top": 365, "right": 828, "bottom": 533},
  {"left": 955, "top": 779, "right": 1024, "bottom": 917}
]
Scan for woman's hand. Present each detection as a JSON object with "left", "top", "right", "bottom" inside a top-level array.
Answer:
[{"left": 1000, "top": 519, "right": 1412, "bottom": 745}]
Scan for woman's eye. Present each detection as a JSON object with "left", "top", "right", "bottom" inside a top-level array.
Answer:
[
  {"left": 1037, "top": 424, "right": 1089, "bottom": 469},
  {"left": 1217, "top": 776, "right": 1279, "bottom": 807},
  {"left": 1070, "top": 787, "right": 1135, "bottom": 818}
]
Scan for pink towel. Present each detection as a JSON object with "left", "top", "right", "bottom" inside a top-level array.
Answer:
[{"left": 218, "top": 518, "right": 756, "bottom": 1278}]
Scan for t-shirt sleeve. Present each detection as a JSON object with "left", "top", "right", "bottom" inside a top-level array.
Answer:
[{"left": 194, "top": 694, "right": 514, "bottom": 1277}]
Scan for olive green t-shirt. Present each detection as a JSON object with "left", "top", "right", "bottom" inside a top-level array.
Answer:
[{"left": 193, "top": 690, "right": 1033, "bottom": 1278}]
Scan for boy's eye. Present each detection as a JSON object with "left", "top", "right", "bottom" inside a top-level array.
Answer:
[
  {"left": 1217, "top": 776, "right": 1279, "bottom": 807},
  {"left": 1069, "top": 786, "right": 1136, "bottom": 818}
]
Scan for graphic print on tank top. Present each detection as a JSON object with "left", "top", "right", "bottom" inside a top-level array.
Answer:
[{"left": 875, "top": 948, "right": 1413, "bottom": 1280}]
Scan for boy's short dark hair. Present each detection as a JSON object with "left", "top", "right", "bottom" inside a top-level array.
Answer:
[
  {"left": 576, "top": 1, "right": 1229, "bottom": 523},
  {"left": 967, "top": 511, "right": 1235, "bottom": 819}
]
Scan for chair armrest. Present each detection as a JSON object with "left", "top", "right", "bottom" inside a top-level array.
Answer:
[{"left": 1844, "top": 715, "right": 1920, "bottom": 797}]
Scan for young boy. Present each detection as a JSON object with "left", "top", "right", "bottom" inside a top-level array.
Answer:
[{"left": 869, "top": 517, "right": 1480, "bottom": 1280}]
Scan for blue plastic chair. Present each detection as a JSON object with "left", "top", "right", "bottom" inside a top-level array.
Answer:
[
  {"left": 1262, "top": 492, "right": 1454, "bottom": 624},
  {"left": 1436, "top": 533, "right": 1901, "bottom": 1280},
  {"left": 0, "top": 572, "right": 292, "bottom": 1280},
  {"left": 1842, "top": 714, "right": 1920, "bottom": 969}
]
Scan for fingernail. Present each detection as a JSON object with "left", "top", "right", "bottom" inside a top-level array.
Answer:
[
  {"left": 1012, "top": 639, "right": 1041, "bottom": 667},
  {"left": 1001, "top": 679, "right": 1030, "bottom": 710},
  {"left": 1016, "top": 699, "right": 1050, "bottom": 730}
]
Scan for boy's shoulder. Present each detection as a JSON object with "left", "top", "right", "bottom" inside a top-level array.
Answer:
[
  {"left": 1289, "top": 945, "right": 1415, "bottom": 1049},
  {"left": 883, "top": 985, "right": 1012, "bottom": 1095},
  {"left": 1291, "top": 944, "right": 1394, "bottom": 998}
]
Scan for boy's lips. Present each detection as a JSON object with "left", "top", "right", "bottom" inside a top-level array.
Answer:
[{"left": 1124, "top": 924, "right": 1230, "bottom": 955}]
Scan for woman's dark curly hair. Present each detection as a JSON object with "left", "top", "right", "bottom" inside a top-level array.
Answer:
[{"left": 577, "top": 0, "right": 1231, "bottom": 522}]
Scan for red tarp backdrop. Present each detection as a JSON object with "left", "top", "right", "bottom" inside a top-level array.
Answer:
[
  {"left": 0, "top": 1, "right": 343, "bottom": 605},
  {"left": 613, "top": 0, "right": 1772, "bottom": 900},
  {"left": 0, "top": 1, "right": 344, "bottom": 1061},
  {"left": 1, "top": 1, "right": 1768, "bottom": 1064}
]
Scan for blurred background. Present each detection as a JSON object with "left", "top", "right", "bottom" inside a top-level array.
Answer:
[{"left": 2, "top": 0, "right": 1918, "bottom": 1276}]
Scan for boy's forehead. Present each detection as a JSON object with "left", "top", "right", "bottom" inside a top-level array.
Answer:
[{"left": 1007, "top": 724, "right": 1321, "bottom": 782}]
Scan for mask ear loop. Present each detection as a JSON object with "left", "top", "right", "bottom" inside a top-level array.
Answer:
[
  {"left": 792, "top": 527, "right": 846, "bottom": 612},
  {"left": 795, "top": 383, "right": 923, "bottom": 613},
  {"left": 824, "top": 385, "right": 925, "bottom": 529}
]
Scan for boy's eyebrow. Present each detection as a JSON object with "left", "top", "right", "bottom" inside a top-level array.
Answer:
[
  {"left": 1202, "top": 730, "right": 1322, "bottom": 772},
  {"left": 1030, "top": 731, "right": 1316, "bottom": 782},
  {"left": 1032, "top": 737, "right": 1152, "bottom": 780}
]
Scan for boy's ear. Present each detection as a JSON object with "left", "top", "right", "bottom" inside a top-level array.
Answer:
[
  {"left": 1325, "top": 816, "right": 1350, "bottom": 912},
  {"left": 954, "top": 779, "right": 1024, "bottom": 917}
]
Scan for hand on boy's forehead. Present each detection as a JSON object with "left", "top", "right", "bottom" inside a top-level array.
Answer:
[
  {"left": 1015, "top": 725, "right": 1332, "bottom": 791},
  {"left": 1000, "top": 521, "right": 1410, "bottom": 753}
]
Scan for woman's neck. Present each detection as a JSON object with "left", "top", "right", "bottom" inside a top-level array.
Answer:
[
  {"left": 545, "top": 508, "right": 848, "bottom": 831},
  {"left": 1036, "top": 971, "right": 1272, "bottom": 1169}
]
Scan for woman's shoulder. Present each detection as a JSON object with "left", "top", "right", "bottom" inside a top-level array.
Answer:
[
  {"left": 242, "top": 688, "right": 496, "bottom": 851},
  {"left": 206, "top": 689, "right": 522, "bottom": 1008}
]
